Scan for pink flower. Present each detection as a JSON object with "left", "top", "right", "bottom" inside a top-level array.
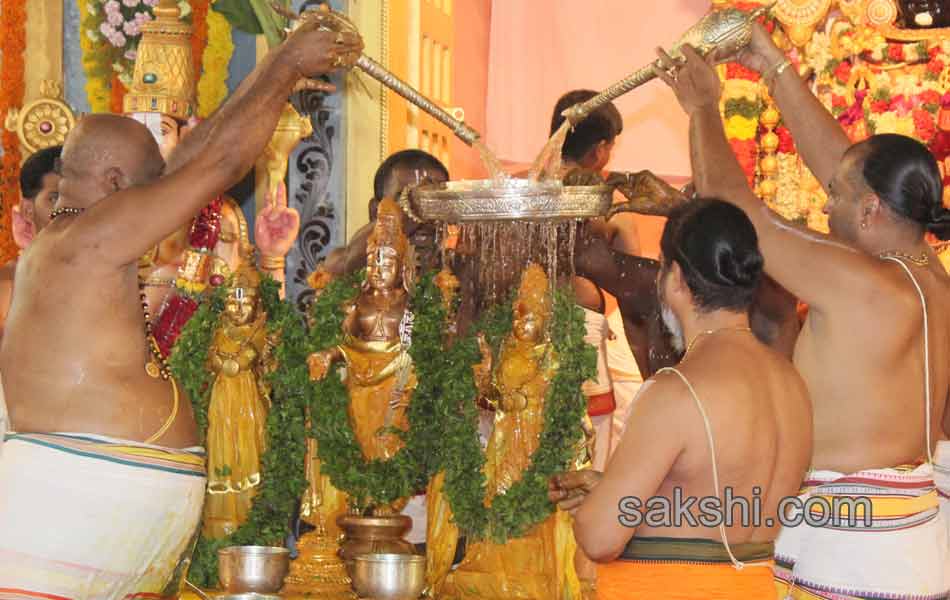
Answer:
[
  {"left": 124, "top": 49, "right": 137, "bottom": 61},
  {"left": 109, "top": 31, "right": 127, "bottom": 48},
  {"left": 143, "top": 0, "right": 158, "bottom": 6},
  {"left": 122, "top": 20, "right": 139, "bottom": 36},
  {"left": 103, "top": 0, "right": 120, "bottom": 14},
  {"left": 134, "top": 11, "right": 151, "bottom": 24},
  {"left": 99, "top": 22, "right": 116, "bottom": 37},
  {"left": 122, "top": 0, "right": 139, "bottom": 6},
  {"left": 107, "top": 10, "right": 124, "bottom": 27}
]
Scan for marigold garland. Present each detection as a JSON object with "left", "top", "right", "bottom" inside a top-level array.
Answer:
[
  {"left": 197, "top": 6, "right": 234, "bottom": 117},
  {"left": 0, "top": 0, "right": 26, "bottom": 264},
  {"left": 190, "top": 0, "right": 211, "bottom": 78}
]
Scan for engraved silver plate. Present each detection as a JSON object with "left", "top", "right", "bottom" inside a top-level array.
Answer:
[{"left": 408, "top": 179, "right": 612, "bottom": 222}]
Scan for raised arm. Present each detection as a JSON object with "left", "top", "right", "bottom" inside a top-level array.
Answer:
[
  {"left": 655, "top": 45, "right": 897, "bottom": 316},
  {"left": 736, "top": 22, "right": 851, "bottom": 190},
  {"left": 77, "top": 25, "right": 362, "bottom": 267}
]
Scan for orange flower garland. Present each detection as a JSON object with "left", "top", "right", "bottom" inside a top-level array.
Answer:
[
  {"left": 110, "top": 74, "right": 127, "bottom": 115},
  {"left": 0, "top": 0, "right": 26, "bottom": 264},
  {"left": 190, "top": 0, "right": 211, "bottom": 79}
]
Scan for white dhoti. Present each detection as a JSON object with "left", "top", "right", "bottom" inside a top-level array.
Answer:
[
  {"left": 581, "top": 308, "right": 615, "bottom": 471},
  {"left": 0, "top": 432, "right": 206, "bottom": 599},
  {"left": 937, "top": 441, "right": 950, "bottom": 581},
  {"left": 604, "top": 307, "right": 642, "bottom": 458},
  {"left": 774, "top": 463, "right": 949, "bottom": 599}
]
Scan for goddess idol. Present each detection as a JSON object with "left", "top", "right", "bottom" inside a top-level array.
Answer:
[
  {"left": 443, "top": 264, "right": 582, "bottom": 600},
  {"left": 202, "top": 261, "right": 273, "bottom": 539}
]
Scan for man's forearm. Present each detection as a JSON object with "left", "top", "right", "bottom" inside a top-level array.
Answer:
[
  {"left": 767, "top": 65, "right": 850, "bottom": 189},
  {"left": 167, "top": 46, "right": 297, "bottom": 180},
  {"left": 690, "top": 105, "right": 754, "bottom": 208}
]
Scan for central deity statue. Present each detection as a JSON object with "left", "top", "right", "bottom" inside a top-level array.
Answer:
[
  {"left": 126, "top": 0, "right": 299, "bottom": 357},
  {"left": 307, "top": 197, "right": 416, "bottom": 481},
  {"left": 443, "top": 264, "right": 581, "bottom": 600}
]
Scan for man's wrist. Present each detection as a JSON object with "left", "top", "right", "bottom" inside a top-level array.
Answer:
[
  {"left": 260, "top": 254, "right": 287, "bottom": 271},
  {"left": 689, "top": 102, "right": 720, "bottom": 119}
]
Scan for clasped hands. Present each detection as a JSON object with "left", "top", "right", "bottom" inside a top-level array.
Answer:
[{"left": 548, "top": 470, "right": 603, "bottom": 513}]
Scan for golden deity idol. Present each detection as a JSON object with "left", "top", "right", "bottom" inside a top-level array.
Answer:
[
  {"left": 293, "top": 198, "right": 422, "bottom": 593},
  {"left": 307, "top": 198, "right": 416, "bottom": 476},
  {"left": 443, "top": 264, "right": 581, "bottom": 600},
  {"left": 202, "top": 262, "right": 272, "bottom": 539}
]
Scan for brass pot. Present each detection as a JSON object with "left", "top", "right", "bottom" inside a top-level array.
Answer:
[{"left": 336, "top": 514, "right": 416, "bottom": 579}]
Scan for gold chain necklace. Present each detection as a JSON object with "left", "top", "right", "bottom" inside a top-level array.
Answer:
[
  {"left": 684, "top": 325, "right": 753, "bottom": 358},
  {"left": 879, "top": 250, "right": 929, "bottom": 267}
]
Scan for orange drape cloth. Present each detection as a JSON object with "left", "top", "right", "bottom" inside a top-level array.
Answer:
[{"left": 596, "top": 560, "right": 776, "bottom": 600}]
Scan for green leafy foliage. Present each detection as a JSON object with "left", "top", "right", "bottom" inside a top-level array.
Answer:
[{"left": 437, "top": 288, "right": 597, "bottom": 543}]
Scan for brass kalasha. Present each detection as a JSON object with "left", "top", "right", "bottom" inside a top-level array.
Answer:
[{"left": 561, "top": 5, "right": 773, "bottom": 127}]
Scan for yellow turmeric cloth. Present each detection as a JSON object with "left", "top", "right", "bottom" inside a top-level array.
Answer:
[
  {"left": 202, "top": 328, "right": 268, "bottom": 539},
  {"left": 441, "top": 340, "right": 581, "bottom": 600},
  {"left": 597, "top": 537, "right": 776, "bottom": 600},
  {"left": 338, "top": 334, "right": 415, "bottom": 461}
]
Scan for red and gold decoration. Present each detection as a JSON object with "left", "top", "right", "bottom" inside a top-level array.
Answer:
[
  {"left": 0, "top": 0, "right": 27, "bottom": 264},
  {"left": 715, "top": 0, "right": 950, "bottom": 249}
]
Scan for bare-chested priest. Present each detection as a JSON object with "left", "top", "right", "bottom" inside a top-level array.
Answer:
[
  {"left": 550, "top": 199, "right": 812, "bottom": 599},
  {"left": 656, "top": 29, "right": 950, "bottom": 597},
  {"left": 0, "top": 25, "right": 362, "bottom": 597}
]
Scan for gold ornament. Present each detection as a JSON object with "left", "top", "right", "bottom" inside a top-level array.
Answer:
[
  {"left": 866, "top": 0, "right": 899, "bottom": 26},
  {"left": 367, "top": 197, "right": 410, "bottom": 260},
  {"left": 123, "top": 0, "right": 196, "bottom": 120},
  {"left": 774, "top": 0, "right": 834, "bottom": 46},
  {"left": 4, "top": 80, "right": 75, "bottom": 154},
  {"left": 254, "top": 103, "right": 312, "bottom": 209}
]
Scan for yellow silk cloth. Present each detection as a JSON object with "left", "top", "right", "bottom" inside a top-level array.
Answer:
[
  {"left": 440, "top": 340, "right": 581, "bottom": 599},
  {"left": 339, "top": 335, "right": 414, "bottom": 462},
  {"left": 425, "top": 471, "right": 460, "bottom": 594},
  {"left": 441, "top": 510, "right": 580, "bottom": 599},
  {"left": 202, "top": 333, "right": 268, "bottom": 539}
]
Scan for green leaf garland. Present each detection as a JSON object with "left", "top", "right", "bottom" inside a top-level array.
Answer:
[
  {"left": 170, "top": 276, "right": 310, "bottom": 586},
  {"left": 437, "top": 288, "right": 597, "bottom": 543}
]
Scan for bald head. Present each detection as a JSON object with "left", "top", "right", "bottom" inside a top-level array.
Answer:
[{"left": 58, "top": 114, "right": 165, "bottom": 211}]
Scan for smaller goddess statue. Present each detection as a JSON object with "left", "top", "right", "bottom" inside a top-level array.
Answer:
[
  {"left": 202, "top": 261, "right": 273, "bottom": 539},
  {"left": 444, "top": 264, "right": 581, "bottom": 600}
]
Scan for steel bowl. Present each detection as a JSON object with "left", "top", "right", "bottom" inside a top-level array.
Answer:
[
  {"left": 351, "top": 553, "right": 426, "bottom": 600},
  {"left": 217, "top": 546, "right": 290, "bottom": 593}
]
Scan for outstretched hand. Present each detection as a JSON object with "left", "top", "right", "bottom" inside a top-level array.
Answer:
[
  {"left": 548, "top": 470, "right": 603, "bottom": 513},
  {"left": 256, "top": 182, "right": 300, "bottom": 259},
  {"left": 653, "top": 45, "right": 722, "bottom": 116}
]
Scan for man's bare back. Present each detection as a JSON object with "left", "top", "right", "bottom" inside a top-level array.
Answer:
[
  {"left": 658, "top": 33, "right": 950, "bottom": 474},
  {"left": 0, "top": 24, "right": 363, "bottom": 450},
  {"left": 554, "top": 199, "right": 812, "bottom": 562},
  {"left": 633, "top": 334, "right": 811, "bottom": 544},
  {"left": 796, "top": 254, "right": 950, "bottom": 472}
]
